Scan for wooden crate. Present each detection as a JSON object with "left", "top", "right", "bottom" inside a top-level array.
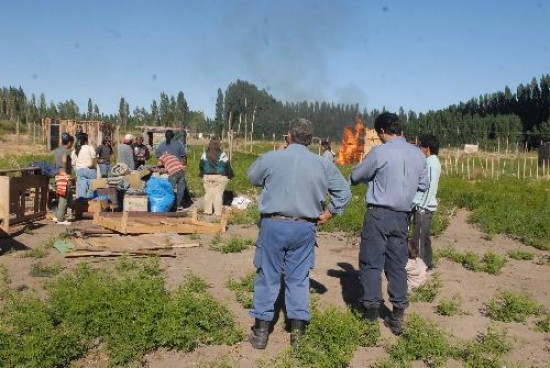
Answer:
[
  {"left": 0, "top": 168, "right": 49, "bottom": 234},
  {"left": 123, "top": 195, "right": 148, "bottom": 212}
]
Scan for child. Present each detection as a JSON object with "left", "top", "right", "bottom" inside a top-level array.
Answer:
[{"left": 54, "top": 169, "right": 72, "bottom": 225}]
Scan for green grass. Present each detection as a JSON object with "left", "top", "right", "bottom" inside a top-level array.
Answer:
[
  {"left": 458, "top": 325, "right": 514, "bottom": 368},
  {"left": 436, "top": 245, "right": 507, "bottom": 275},
  {"left": 29, "top": 262, "right": 61, "bottom": 277},
  {"left": 226, "top": 271, "right": 255, "bottom": 309},
  {"left": 210, "top": 235, "right": 255, "bottom": 254},
  {"left": 229, "top": 204, "right": 260, "bottom": 227},
  {"left": 438, "top": 176, "right": 550, "bottom": 250},
  {"left": 263, "top": 306, "right": 380, "bottom": 368},
  {"left": 410, "top": 273, "right": 441, "bottom": 303},
  {"left": 436, "top": 295, "right": 467, "bottom": 316},
  {"left": 535, "top": 312, "right": 550, "bottom": 333},
  {"left": 19, "top": 246, "right": 48, "bottom": 258},
  {"left": 507, "top": 249, "right": 535, "bottom": 260},
  {"left": 0, "top": 258, "right": 244, "bottom": 367},
  {"left": 486, "top": 290, "right": 543, "bottom": 323},
  {"left": 381, "top": 313, "right": 454, "bottom": 368}
]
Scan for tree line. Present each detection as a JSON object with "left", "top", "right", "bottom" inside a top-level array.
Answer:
[{"left": 1, "top": 74, "right": 549, "bottom": 148}]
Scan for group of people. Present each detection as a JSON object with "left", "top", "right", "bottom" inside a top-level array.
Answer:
[
  {"left": 247, "top": 113, "right": 441, "bottom": 348},
  {"left": 52, "top": 129, "right": 234, "bottom": 224}
]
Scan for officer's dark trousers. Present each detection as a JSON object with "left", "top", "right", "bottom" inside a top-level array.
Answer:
[
  {"left": 250, "top": 218, "right": 316, "bottom": 322},
  {"left": 359, "top": 207, "right": 409, "bottom": 310}
]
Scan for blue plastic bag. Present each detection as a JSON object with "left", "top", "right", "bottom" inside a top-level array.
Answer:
[{"left": 145, "top": 177, "right": 175, "bottom": 212}]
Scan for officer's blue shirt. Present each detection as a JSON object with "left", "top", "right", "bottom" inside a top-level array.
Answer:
[
  {"left": 350, "top": 137, "right": 429, "bottom": 212},
  {"left": 247, "top": 144, "right": 352, "bottom": 219}
]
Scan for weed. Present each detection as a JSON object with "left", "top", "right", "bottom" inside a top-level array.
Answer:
[
  {"left": 20, "top": 246, "right": 48, "bottom": 258},
  {"left": 45, "top": 259, "right": 242, "bottom": 366},
  {"left": 0, "top": 265, "right": 11, "bottom": 294},
  {"left": 386, "top": 313, "right": 453, "bottom": 367},
  {"left": 461, "top": 251, "right": 483, "bottom": 271},
  {"left": 43, "top": 236, "right": 60, "bottom": 248},
  {"left": 210, "top": 235, "right": 254, "bottom": 254},
  {"left": 264, "top": 306, "right": 379, "bottom": 368},
  {"left": 535, "top": 255, "right": 550, "bottom": 265},
  {"left": 226, "top": 271, "right": 255, "bottom": 309},
  {"left": 458, "top": 325, "right": 514, "bottom": 368},
  {"left": 0, "top": 291, "right": 85, "bottom": 368},
  {"left": 410, "top": 273, "right": 441, "bottom": 303},
  {"left": 481, "top": 252, "right": 507, "bottom": 275},
  {"left": 534, "top": 312, "right": 550, "bottom": 333},
  {"left": 29, "top": 262, "right": 61, "bottom": 277},
  {"left": 436, "top": 295, "right": 467, "bottom": 316},
  {"left": 437, "top": 245, "right": 507, "bottom": 274},
  {"left": 229, "top": 205, "right": 260, "bottom": 227},
  {"left": 189, "top": 232, "right": 201, "bottom": 241},
  {"left": 507, "top": 249, "right": 535, "bottom": 260},
  {"left": 486, "top": 290, "right": 542, "bottom": 322}
]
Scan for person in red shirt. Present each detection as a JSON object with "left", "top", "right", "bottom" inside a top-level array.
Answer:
[{"left": 157, "top": 153, "right": 186, "bottom": 211}]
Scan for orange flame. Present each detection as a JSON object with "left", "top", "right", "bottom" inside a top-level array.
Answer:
[{"left": 335, "top": 116, "right": 366, "bottom": 165}]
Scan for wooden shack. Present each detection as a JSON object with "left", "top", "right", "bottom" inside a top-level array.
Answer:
[
  {"left": 136, "top": 126, "right": 186, "bottom": 148},
  {"left": 43, "top": 118, "right": 118, "bottom": 151}
]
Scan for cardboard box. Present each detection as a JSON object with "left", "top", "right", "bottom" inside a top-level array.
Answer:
[{"left": 123, "top": 195, "right": 148, "bottom": 212}]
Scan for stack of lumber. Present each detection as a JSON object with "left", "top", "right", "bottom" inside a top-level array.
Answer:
[{"left": 55, "top": 232, "right": 199, "bottom": 258}]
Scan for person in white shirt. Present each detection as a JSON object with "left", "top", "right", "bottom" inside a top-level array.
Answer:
[{"left": 71, "top": 132, "right": 97, "bottom": 198}]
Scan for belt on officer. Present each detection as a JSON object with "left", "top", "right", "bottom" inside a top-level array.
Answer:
[{"left": 261, "top": 213, "right": 318, "bottom": 223}]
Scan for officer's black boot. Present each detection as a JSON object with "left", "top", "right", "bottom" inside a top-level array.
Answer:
[
  {"left": 290, "top": 320, "right": 307, "bottom": 347},
  {"left": 363, "top": 306, "right": 379, "bottom": 323},
  {"left": 384, "top": 307, "right": 405, "bottom": 336},
  {"left": 249, "top": 319, "right": 270, "bottom": 349}
]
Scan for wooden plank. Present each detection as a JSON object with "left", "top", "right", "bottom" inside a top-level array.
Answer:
[
  {"left": 64, "top": 250, "right": 177, "bottom": 258},
  {"left": 0, "top": 177, "right": 9, "bottom": 233}
]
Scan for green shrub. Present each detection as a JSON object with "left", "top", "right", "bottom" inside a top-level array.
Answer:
[
  {"left": 437, "top": 245, "right": 507, "bottom": 274},
  {"left": 46, "top": 259, "right": 243, "bottom": 366},
  {"left": 210, "top": 235, "right": 255, "bottom": 253},
  {"left": 486, "top": 290, "right": 543, "bottom": 322},
  {"left": 386, "top": 313, "right": 453, "bottom": 367},
  {"left": 0, "top": 291, "right": 85, "bottom": 368},
  {"left": 29, "top": 262, "right": 61, "bottom": 277},
  {"left": 481, "top": 252, "right": 507, "bottom": 275},
  {"left": 226, "top": 271, "right": 255, "bottom": 309},
  {"left": 436, "top": 295, "right": 466, "bottom": 316},
  {"left": 535, "top": 312, "right": 550, "bottom": 333},
  {"left": 458, "top": 325, "right": 513, "bottom": 368},
  {"left": 410, "top": 273, "right": 441, "bottom": 303},
  {"left": 266, "top": 306, "right": 379, "bottom": 368},
  {"left": 229, "top": 205, "right": 260, "bottom": 226},
  {"left": 507, "top": 249, "right": 534, "bottom": 261},
  {"left": 19, "top": 246, "right": 48, "bottom": 258}
]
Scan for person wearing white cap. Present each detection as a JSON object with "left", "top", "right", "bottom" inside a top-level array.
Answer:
[{"left": 117, "top": 134, "right": 135, "bottom": 169}]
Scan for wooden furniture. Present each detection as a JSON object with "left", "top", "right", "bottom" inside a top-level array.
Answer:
[{"left": 0, "top": 168, "right": 49, "bottom": 235}]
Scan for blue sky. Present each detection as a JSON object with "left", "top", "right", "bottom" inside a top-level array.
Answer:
[{"left": 1, "top": 0, "right": 549, "bottom": 119}]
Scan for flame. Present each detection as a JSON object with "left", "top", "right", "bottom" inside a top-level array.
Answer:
[{"left": 335, "top": 116, "right": 366, "bottom": 165}]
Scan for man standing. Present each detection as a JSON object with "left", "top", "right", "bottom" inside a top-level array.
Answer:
[
  {"left": 155, "top": 130, "right": 188, "bottom": 207},
  {"left": 157, "top": 152, "right": 186, "bottom": 212},
  {"left": 118, "top": 134, "right": 135, "bottom": 170},
  {"left": 350, "top": 112, "right": 428, "bottom": 336},
  {"left": 96, "top": 138, "right": 113, "bottom": 177},
  {"left": 247, "top": 118, "right": 351, "bottom": 349},
  {"left": 410, "top": 134, "right": 441, "bottom": 271}
]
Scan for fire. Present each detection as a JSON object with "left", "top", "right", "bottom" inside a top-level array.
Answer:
[{"left": 335, "top": 117, "right": 366, "bottom": 165}]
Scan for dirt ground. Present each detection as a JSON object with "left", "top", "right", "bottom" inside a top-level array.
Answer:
[{"left": 0, "top": 208, "right": 549, "bottom": 367}]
